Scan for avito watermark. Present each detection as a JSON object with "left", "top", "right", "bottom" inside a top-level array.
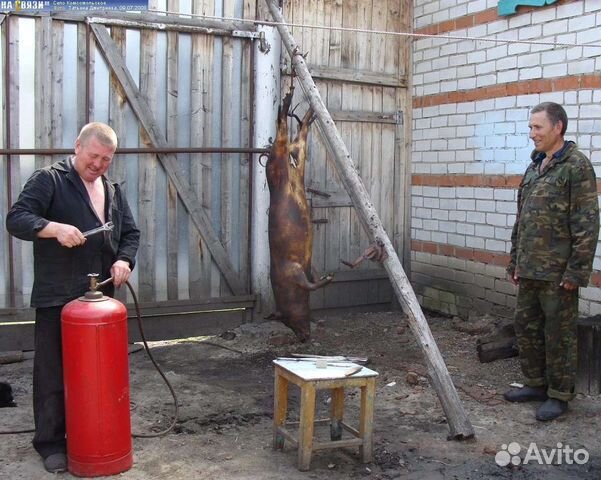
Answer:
[{"left": 495, "top": 442, "right": 589, "bottom": 466}]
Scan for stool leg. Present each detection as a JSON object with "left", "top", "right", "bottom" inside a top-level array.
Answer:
[
  {"left": 273, "top": 371, "right": 288, "bottom": 450},
  {"left": 298, "top": 383, "right": 316, "bottom": 471},
  {"left": 359, "top": 377, "right": 376, "bottom": 463},
  {"left": 330, "top": 387, "right": 344, "bottom": 441}
]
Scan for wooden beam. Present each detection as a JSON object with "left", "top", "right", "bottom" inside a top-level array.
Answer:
[
  {"left": 0, "top": 294, "right": 256, "bottom": 349},
  {"left": 329, "top": 109, "right": 398, "bottom": 124},
  {"left": 90, "top": 23, "right": 246, "bottom": 296},
  {"left": 283, "top": 65, "right": 407, "bottom": 88},
  {"left": 265, "top": 0, "right": 474, "bottom": 440},
  {"left": 14, "top": 10, "right": 256, "bottom": 34}
]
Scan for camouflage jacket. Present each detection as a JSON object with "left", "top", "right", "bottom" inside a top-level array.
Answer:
[{"left": 507, "top": 141, "right": 599, "bottom": 286}]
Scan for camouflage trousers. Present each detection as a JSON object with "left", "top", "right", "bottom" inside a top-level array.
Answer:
[{"left": 514, "top": 278, "right": 578, "bottom": 402}]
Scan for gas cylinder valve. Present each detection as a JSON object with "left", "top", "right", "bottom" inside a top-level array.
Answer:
[{"left": 84, "top": 273, "right": 112, "bottom": 301}]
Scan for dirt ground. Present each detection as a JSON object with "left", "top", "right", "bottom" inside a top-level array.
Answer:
[{"left": 1, "top": 310, "right": 600, "bottom": 479}]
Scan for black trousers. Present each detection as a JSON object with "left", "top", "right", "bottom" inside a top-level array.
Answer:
[{"left": 32, "top": 306, "right": 67, "bottom": 459}]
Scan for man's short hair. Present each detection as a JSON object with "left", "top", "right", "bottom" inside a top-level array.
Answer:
[
  {"left": 531, "top": 102, "right": 568, "bottom": 136},
  {"left": 77, "top": 122, "right": 118, "bottom": 149}
]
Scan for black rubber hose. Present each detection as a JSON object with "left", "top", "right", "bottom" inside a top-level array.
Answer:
[{"left": 125, "top": 279, "right": 179, "bottom": 438}]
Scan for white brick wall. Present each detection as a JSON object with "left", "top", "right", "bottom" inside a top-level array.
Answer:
[
  {"left": 412, "top": 0, "right": 601, "bottom": 317},
  {"left": 413, "top": 4, "right": 601, "bottom": 98},
  {"left": 412, "top": 185, "right": 515, "bottom": 253},
  {"left": 412, "top": 91, "right": 601, "bottom": 174}
]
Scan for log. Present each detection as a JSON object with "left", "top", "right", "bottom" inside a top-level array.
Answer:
[
  {"left": 264, "top": 0, "right": 474, "bottom": 440},
  {"left": 0, "top": 351, "right": 23, "bottom": 364},
  {"left": 476, "top": 336, "right": 518, "bottom": 363},
  {"left": 476, "top": 321, "right": 518, "bottom": 363}
]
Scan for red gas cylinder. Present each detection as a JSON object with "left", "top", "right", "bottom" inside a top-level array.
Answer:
[{"left": 61, "top": 286, "right": 133, "bottom": 477}]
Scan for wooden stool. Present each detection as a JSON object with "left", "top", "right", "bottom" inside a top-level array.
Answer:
[{"left": 272, "top": 359, "right": 378, "bottom": 471}]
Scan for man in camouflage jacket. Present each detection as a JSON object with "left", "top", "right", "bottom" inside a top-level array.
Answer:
[{"left": 504, "top": 102, "right": 599, "bottom": 421}]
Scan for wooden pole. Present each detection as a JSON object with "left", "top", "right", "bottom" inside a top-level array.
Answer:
[{"left": 264, "top": 0, "right": 474, "bottom": 440}]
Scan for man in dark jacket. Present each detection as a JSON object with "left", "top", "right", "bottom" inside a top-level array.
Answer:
[
  {"left": 504, "top": 102, "right": 599, "bottom": 421},
  {"left": 6, "top": 122, "right": 140, "bottom": 473}
]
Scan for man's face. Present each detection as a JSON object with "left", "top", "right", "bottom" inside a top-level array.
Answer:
[
  {"left": 73, "top": 136, "right": 115, "bottom": 182},
  {"left": 528, "top": 111, "right": 563, "bottom": 154}
]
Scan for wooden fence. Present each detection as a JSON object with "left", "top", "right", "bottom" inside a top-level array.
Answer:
[{"left": 0, "top": 0, "right": 412, "bottom": 349}]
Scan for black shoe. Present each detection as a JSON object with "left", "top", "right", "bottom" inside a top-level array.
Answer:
[
  {"left": 503, "top": 386, "right": 548, "bottom": 403},
  {"left": 536, "top": 399, "right": 568, "bottom": 421},
  {"left": 43, "top": 453, "right": 67, "bottom": 474}
]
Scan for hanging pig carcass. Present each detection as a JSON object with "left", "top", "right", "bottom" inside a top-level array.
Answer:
[{"left": 266, "top": 87, "right": 333, "bottom": 341}]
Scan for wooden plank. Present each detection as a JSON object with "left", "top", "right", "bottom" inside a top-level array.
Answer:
[
  {"left": 307, "top": 81, "right": 328, "bottom": 310},
  {"left": 322, "top": 0, "right": 343, "bottom": 305},
  {"left": 398, "top": 0, "right": 412, "bottom": 79},
  {"left": 313, "top": 0, "right": 327, "bottom": 69},
  {"left": 385, "top": 0, "right": 401, "bottom": 76},
  {"left": 0, "top": 294, "right": 256, "bottom": 322},
  {"left": 380, "top": 93, "right": 396, "bottom": 246},
  {"left": 312, "top": 438, "right": 363, "bottom": 451},
  {"left": 137, "top": 26, "right": 158, "bottom": 302},
  {"left": 298, "top": 382, "right": 316, "bottom": 471},
  {"left": 329, "top": 109, "right": 396, "bottom": 124},
  {"left": 273, "top": 370, "right": 289, "bottom": 449},
  {"left": 0, "top": 17, "right": 7, "bottom": 308},
  {"left": 397, "top": 0, "right": 413, "bottom": 275},
  {"left": 76, "top": 22, "right": 88, "bottom": 126},
  {"left": 124, "top": 293, "right": 255, "bottom": 311},
  {"left": 303, "top": 0, "right": 315, "bottom": 65},
  {"left": 356, "top": 0, "right": 372, "bottom": 72},
  {"left": 243, "top": 0, "right": 257, "bottom": 21},
  {"left": 0, "top": 311, "right": 250, "bottom": 350},
  {"left": 220, "top": 0, "right": 236, "bottom": 297},
  {"left": 328, "top": 0, "right": 342, "bottom": 70},
  {"left": 190, "top": 0, "right": 214, "bottom": 296},
  {"left": 341, "top": 0, "right": 358, "bottom": 69},
  {"left": 342, "top": 84, "right": 361, "bottom": 277},
  {"left": 238, "top": 39, "right": 251, "bottom": 294},
  {"left": 365, "top": 107, "right": 382, "bottom": 310},
  {"left": 0, "top": 294, "right": 256, "bottom": 350},
  {"left": 303, "top": 0, "right": 326, "bottom": 303},
  {"left": 358, "top": 84, "right": 373, "bottom": 272},
  {"left": 107, "top": 25, "right": 128, "bottom": 304},
  {"left": 91, "top": 23, "right": 245, "bottom": 296},
  {"left": 34, "top": 16, "right": 53, "bottom": 170},
  {"left": 359, "top": 377, "right": 376, "bottom": 462},
  {"left": 8, "top": 16, "right": 23, "bottom": 308},
  {"left": 371, "top": 0, "right": 387, "bottom": 74},
  {"left": 189, "top": 3, "right": 214, "bottom": 299},
  {"left": 52, "top": 20, "right": 64, "bottom": 148},
  {"left": 166, "top": 0, "right": 179, "bottom": 301}
]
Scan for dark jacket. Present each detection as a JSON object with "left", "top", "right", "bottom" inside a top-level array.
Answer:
[
  {"left": 6, "top": 158, "right": 140, "bottom": 307},
  {"left": 508, "top": 142, "right": 599, "bottom": 286}
]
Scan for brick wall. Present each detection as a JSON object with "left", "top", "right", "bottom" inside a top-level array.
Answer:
[{"left": 411, "top": 0, "right": 601, "bottom": 318}]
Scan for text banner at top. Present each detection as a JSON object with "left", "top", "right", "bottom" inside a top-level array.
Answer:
[{"left": 1, "top": 0, "right": 148, "bottom": 12}]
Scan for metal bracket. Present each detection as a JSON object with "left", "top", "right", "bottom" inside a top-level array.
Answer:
[
  {"left": 232, "top": 30, "right": 261, "bottom": 39},
  {"left": 394, "top": 110, "right": 404, "bottom": 126},
  {"left": 233, "top": 30, "right": 271, "bottom": 54}
]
